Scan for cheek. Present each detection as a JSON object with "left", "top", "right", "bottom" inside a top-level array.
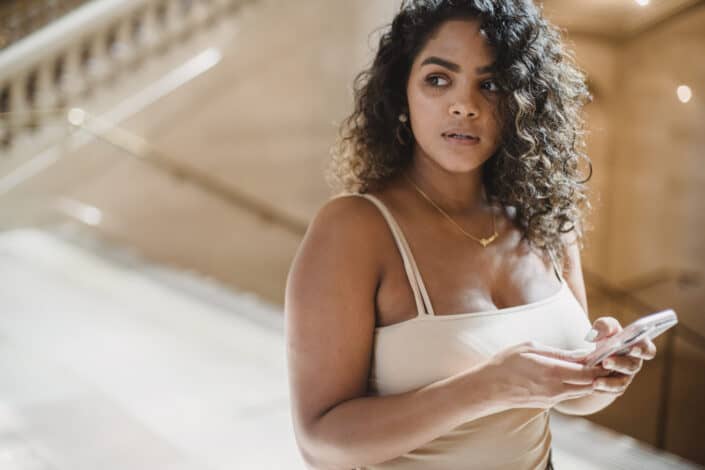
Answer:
[
  {"left": 408, "top": 96, "right": 444, "bottom": 137},
  {"left": 485, "top": 108, "right": 503, "bottom": 144}
]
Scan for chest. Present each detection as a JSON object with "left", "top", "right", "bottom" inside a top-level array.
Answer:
[
  {"left": 375, "top": 225, "right": 561, "bottom": 327},
  {"left": 370, "top": 290, "right": 590, "bottom": 396}
]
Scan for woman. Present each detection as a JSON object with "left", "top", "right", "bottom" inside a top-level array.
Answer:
[{"left": 285, "top": 1, "right": 657, "bottom": 468}]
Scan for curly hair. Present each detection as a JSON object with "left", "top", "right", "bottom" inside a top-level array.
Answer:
[{"left": 327, "top": 0, "right": 593, "bottom": 264}]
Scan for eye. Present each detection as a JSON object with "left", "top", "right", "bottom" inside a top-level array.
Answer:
[
  {"left": 481, "top": 79, "right": 499, "bottom": 92},
  {"left": 425, "top": 74, "right": 450, "bottom": 87}
]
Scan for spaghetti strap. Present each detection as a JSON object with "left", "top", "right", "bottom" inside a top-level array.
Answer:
[
  {"left": 331, "top": 192, "right": 435, "bottom": 317},
  {"left": 547, "top": 248, "right": 564, "bottom": 283}
]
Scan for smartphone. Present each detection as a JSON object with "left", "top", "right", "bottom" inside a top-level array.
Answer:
[{"left": 584, "top": 309, "right": 678, "bottom": 367}]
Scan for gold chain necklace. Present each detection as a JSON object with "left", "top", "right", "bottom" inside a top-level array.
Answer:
[{"left": 404, "top": 173, "right": 499, "bottom": 248}]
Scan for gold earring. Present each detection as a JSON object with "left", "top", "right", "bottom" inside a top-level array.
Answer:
[{"left": 396, "top": 122, "right": 411, "bottom": 145}]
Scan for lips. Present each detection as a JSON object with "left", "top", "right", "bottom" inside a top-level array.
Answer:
[{"left": 442, "top": 130, "right": 479, "bottom": 141}]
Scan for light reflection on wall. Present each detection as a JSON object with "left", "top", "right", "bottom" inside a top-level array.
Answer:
[{"left": 677, "top": 85, "right": 693, "bottom": 104}]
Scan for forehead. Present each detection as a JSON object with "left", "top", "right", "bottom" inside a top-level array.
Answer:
[{"left": 414, "top": 19, "right": 495, "bottom": 66}]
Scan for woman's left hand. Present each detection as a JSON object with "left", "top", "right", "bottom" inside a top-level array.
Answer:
[{"left": 583, "top": 317, "right": 657, "bottom": 395}]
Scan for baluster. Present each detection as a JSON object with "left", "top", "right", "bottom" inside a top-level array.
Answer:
[
  {"left": 9, "top": 75, "right": 30, "bottom": 139},
  {"left": 175, "top": 0, "right": 196, "bottom": 41},
  {"left": 34, "top": 60, "right": 59, "bottom": 130},
  {"left": 87, "top": 31, "right": 111, "bottom": 87},
  {"left": 138, "top": 4, "right": 161, "bottom": 57},
  {"left": 165, "top": 0, "right": 187, "bottom": 41},
  {"left": 0, "top": 85, "right": 11, "bottom": 151},
  {"left": 204, "top": 0, "right": 222, "bottom": 26},
  {"left": 25, "top": 69, "right": 39, "bottom": 131},
  {"left": 187, "top": 0, "right": 211, "bottom": 31},
  {"left": 113, "top": 15, "right": 137, "bottom": 70},
  {"left": 199, "top": 0, "right": 226, "bottom": 39},
  {"left": 32, "top": 59, "right": 59, "bottom": 143},
  {"left": 61, "top": 43, "right": 87, "bottom": 101},
  {"left": 129, "top": 9, "right": 148, "bottom": 65},
  {"left": 153, "top": 1, "right": 169, "bottom": 45}
]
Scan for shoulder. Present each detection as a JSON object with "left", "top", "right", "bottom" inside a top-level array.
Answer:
[
  {"left": 287, "top": 193, "right": 393, "bottom": 292},
  {"left": 306, "top": 193, "right": 392, "bottom": 249},
  {"left": 315, "top": 193, "right": 385, "bottom": 223}
]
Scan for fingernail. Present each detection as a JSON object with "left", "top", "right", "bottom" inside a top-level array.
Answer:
[
  {"left": 584, "top": 328, "right": 599, "bottom": 342},
  {"left": 603, "top": 359, "right": 614, "bottom": 368},
  {"left": 632, "top": 347, "right": 642, "bottom": 356}
]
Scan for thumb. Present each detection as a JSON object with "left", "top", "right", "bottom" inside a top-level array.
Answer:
[{"left": 585, "top": 316, "right": 622, "bottom": 342}]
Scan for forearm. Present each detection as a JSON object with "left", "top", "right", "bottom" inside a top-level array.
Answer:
[
  {"left": 553, "top": 392, "right": 618, "bottom": 416},
  {"left": 299, "top": 363, "right": 504, "bottom": 469}
]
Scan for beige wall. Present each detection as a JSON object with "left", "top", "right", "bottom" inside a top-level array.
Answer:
[
  {"left": 607, "top": 9, "right": 705, "bottom": 283},
  {"left": 562, "top": 6, "right": 705, "bottom": 463},
  {"left": 565, "top": 35, "right": 619, "bottom": 273},
  {"left": 567, "top": 5, "right": 705, "bottom": 328}
]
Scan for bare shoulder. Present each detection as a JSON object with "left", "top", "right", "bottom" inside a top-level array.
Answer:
[
  {"left": 285, "top": 194, "right": 392, "bottom": 327},
  {"left": 312, "top": 194, "right": 390, "bottom": 236},
  {"left": 297, "top": 194, "right": 392, "bottom": 267}
]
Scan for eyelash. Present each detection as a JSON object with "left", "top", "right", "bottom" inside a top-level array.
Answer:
[{"left": 425, "top": 75, "right": 499, "bottom": 92}]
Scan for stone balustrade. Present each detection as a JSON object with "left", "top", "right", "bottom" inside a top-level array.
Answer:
[
  {"left": 0, "top": 0, "right": 93, "bottom": 51},
  {"left": 0, "top": 0, "right": 247, "bottom": 158}
]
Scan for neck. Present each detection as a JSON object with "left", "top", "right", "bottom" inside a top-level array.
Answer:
[{"left": 405, "top": 155, "right": 489, "bottom": 216}]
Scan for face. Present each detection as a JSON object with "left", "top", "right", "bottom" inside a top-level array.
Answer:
[{"left": 406, "top": 18, "right": 502, "bottom": 173}]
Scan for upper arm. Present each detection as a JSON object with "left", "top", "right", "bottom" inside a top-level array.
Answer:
[{"left": 285, "top": 196, "right": 386, "bottom": 447}]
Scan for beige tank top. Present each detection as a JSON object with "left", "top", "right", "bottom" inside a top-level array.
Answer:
[{"left": 339, "top": 193, "right": 594, "bottom": 470}]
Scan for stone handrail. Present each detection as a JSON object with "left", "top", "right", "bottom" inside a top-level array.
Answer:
[
  {"left": 0, "top": 0, "right": 246, "bottom": 154},
  {"left": 0, "top": 0, "right": 94, "bottom": 51}
]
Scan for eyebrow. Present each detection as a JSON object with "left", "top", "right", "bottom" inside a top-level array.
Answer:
[{"left": 420, "top": 56, "right": 495, "bottom": 74}]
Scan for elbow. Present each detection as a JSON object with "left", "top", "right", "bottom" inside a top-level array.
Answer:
[
  {"left": 297, "top": 445, "right": 358, "bottom": 470},
  {"left": 298, "top": 446, "right": 334, "bottom": 470},
  {"left": 294, "top": 423, "right": 360, "bottom": 470}
]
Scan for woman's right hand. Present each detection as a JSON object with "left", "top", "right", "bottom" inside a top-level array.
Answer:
[{"left": 481, "top": 341, "right": 611, "bottom": 409}]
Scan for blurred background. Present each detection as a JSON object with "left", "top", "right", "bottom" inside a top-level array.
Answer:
[{"left": 0, "top": 0, "right": 703, "bottom": 468}]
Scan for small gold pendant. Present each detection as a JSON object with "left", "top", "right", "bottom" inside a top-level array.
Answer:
[{"left": 479, "top": 233, "right": 498, "bottom": 247}]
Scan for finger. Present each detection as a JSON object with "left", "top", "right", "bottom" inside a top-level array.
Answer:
[
  {"left": 602, "top": 356, "right": 642, "bottom": 375},
  {"left": 559, "top": 382, "right": 597, "bottom": 400},
  {"left": 562, "top": 364, "right": 611, "bottom": 385},
  {"left": 519, "top": 342, "right": 589, "bottom": 363},
  {"left": 629, "top": 339, "right": 657, "bottom": 360},
  {"left": 563, "top": 348, "right": 594, "bottom": 361},
  {"left": 586, "top": 317, "right": 623, "bottom": 342},
  {"left": 594, "top": 374, "right": 632, "bottom": 393}
]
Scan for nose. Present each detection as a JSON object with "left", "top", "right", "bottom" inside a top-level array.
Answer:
[
  {"left": 448, "top": 86, "right": 481, "bottom": 118},
  {"left": 448, "top": 101, "right": 478, "bottom": 118}
]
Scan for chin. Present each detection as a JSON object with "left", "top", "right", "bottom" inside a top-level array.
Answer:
[
  {"left": 415, "top": 142, "right": 493, "bottom": 173},
  {"left": 435, "top": 152, "right": 489, "bottom": 174}
]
